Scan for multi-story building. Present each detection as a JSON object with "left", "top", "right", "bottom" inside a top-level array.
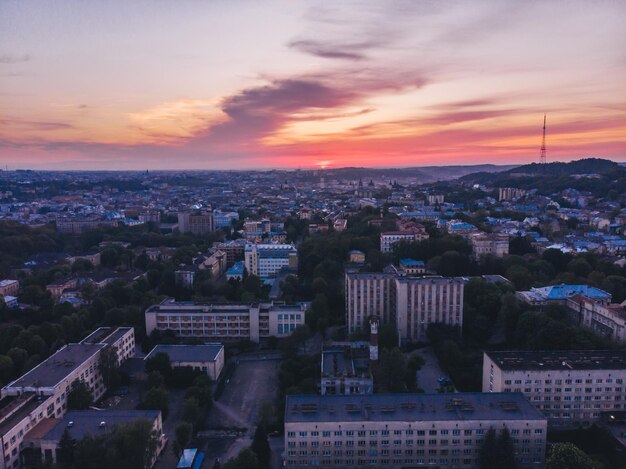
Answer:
[
  {"left": 345, "top": 272, "right": 464, "bottom": 343},
  {"left": 145, "top": 344, "right": 225, "bottom": 381},
  {"left": 380, "top": 229, "right": 429, "bottom": 254},
  {"left": 568, "top": 295, "right": 626, "bottom": 343},
  {"left": 177, "top": 211, "right": 214, "bottom": 234},
  {"left": 174, "top": 266, "right": 197, "bottom": 289},
  {"left": 25, "top": 410, "right": 165, "bottom": 467},
  {"left": 398, "top": 258, "right": 426, "bottom": 275},
  {"left": 144, "top": 298, "right": 306, "bottom": 343},
  {"left": 471, "top": 233, "right": 510, "bottom": 260},
  {"left": 45, "top": 276, "right": 78, "bottom": 299},
  {"left": 80, "top": 327, "right": 136, "bottom": 365},
  {"left": 0, "top": 327, "right": 135, "bottom": 469},
  {"left": 333, "top": 219, "right": 348, "bottom": 232},
  {"left": 244, "top": 243, "right": 298, "bottom": 279},
  {"left": 321, "top": 344, "right": 373, "bottom": 396},
  {"left": 0, "top": 280, "right": 19, "bottom": 297},
  {"left": 516, "top": 284, "right": 611, "bottom": 307},
  {"left": 213, "top": 239, "right": 246, "bottom": 264},
  {"left": 67, "top": 252, "right": 101, "bottom": 267},
  {"left": 55, "top": 217, "right": 118, "bottom": 234},
  {"left": 499, "top": 187, "right": 527, "bottom": 202},
  {"left": 284, "top": 393, "right": 547, "bottom": 468},
  {"left": 213, "top": 210, "right": 239, "bottom": 228},
  {"left": 483, "top": 350, "right": 626, "bottom": 428},
  {"left": 138, "top": 210, "right": 161, "bottom": 224},
  {"left": 427, "top": 194, "right": 445, "bottom": 205}
]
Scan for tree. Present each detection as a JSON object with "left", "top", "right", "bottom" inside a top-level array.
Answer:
[
  {"left": 251, "top": 425, "right": 271, "bottom": 469},
  {"left": 99, "top": 345, "right": 121, "bottom": 388},
  {"left": 144, "top": 352, "right": 172, "bottom": 377},
  {"left": 223, "top": 447, "right": 261, "bottom": 469},
  {"left": 56, "top": 427, "right": 76, "bottom": 466},
  {"left": 478, "top": 428, "right": 498, "bottom": 469},
  {"left": 546, "top": 442, "right": 595, "bottom": 469},
  {"left": 0, "top": 355, "right": 14, "bottom": 383},
  {"left": 173, "top": 422, "right": 193, "bottom": 457},
  {"left": 182, "top": 397, "right": 201, "bottom": 425},
  {"left": 495, "top": 428, "right": 516, "bottom": 469},
  {"left": 140, "top": 387, "right": 169, "bottom": 417},
  {"left": 67, "top": 380, "right": 92, "bottom": 410},
  {"left": 147, "top": 371, "right": 164, "bottom": 389}
]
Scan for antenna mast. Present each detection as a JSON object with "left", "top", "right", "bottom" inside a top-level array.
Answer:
[{"left": 539, "top": 113, "right": 547, "bottom": 164}]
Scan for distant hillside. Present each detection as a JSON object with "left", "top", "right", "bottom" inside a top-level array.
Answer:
[
  {"left": 323, "top": 164, "right": 516, "bottom": 183},
  {"left": 505, "top": 158, "right": 618, "bottom": 176},
  {"left": 459, "top": 158, "right": 626, "bottom": 197}
]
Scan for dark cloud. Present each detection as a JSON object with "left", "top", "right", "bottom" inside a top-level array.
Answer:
[
  {"left": 289, "top": 40, "right": 369, "bottom": 61},
  {"left": 0, "top": 118, "right": 73, "bottom": 131},
  {"left": 0, "top": 53, "right": 31, "bottom": 64}
]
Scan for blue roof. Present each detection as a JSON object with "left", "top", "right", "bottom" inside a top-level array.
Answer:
[
  {"left": 530, "top": 284, "right": 611, "bottom": 301},
  {"left": 226, "top": 261, "right": 245, "bottom": 275},
  {"left": 177, "top": 449, "right": 198, "bottom": 469},
  {"left": 400, "top": 258, "right": 425, "bottom": 266}
]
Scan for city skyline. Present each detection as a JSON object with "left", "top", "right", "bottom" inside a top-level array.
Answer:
[{"left": 1, "top": 0, "right": 625, "bottom": 170}]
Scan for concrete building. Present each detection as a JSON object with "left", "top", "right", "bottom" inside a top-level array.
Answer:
[
  {"left": 145, "top": 344, "right": 225, "bottom": 381},
  {"left": 568, "top": 295, "right": 626, "bottom": 343},
  {"left": 225, "top": 261, "right": 244, "bottom": 281},
  {"left": 67, "top": 252, "right": 101, "bottom": 267},
  {"left": 471, "top": 233, "right": 510, "bottom": 260},
  {"left": 244, "top": 243, "right": 298, "bottom": 279},
  {"left": 483, "top": 350, "right": 626, "bottom": 428},
  {"left": 45, "top": 277, "right": 78, "bottom": 299},
  {"left": 346, "top": 272, "right": 464, "bottom": 343},
  {"left": 177, "top": 211, "right": 214, "bottom": 235},
  {"left": 427, "top": 194, "right": 445, "bottom": 205},
  {"left": 0, "top": 280, "right": 19, "bottom": 297},
  {"left": 516, "top": 284, "right": 611, "bottom": 306},
  {"left": 55, "top": 217, "right": 118, "bottom": 234},
  {"left": 174, "top": 266, "right": 197, "bottom": 289},
  {"left": 499, "top": 187, "right": 527, "bottom": 202},
  {"left": 333, "top": 219, "right": 348, "bottom": 232},
  {"left": 0, "top": 327, "right": 135, "bottom": 469},
  {"left": 348, "top": 250, "right": 365, "bottom": 264},
  {"left": 22, "top": 410, "right": 165, "bottom": 467},
  {"left": 398, "top": 259, "right": 426, "bottom": 275},
  {"left": 380, "top": 229, "right": 429, "bottom": 254},
  {"left": 144, "top": 298, "right": 306, "bottom": 343},
  {"left": 284, "top": 393, "right": 547, "bottom": 468}
]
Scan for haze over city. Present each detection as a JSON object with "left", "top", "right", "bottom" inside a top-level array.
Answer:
[{"left": 1, "top": 0, "right": 625, "bottom": 170}]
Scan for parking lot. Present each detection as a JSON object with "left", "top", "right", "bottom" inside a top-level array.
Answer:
[
  {"left": 202, "top": 359, "right": 282, "bottom": 467},
  {"left": 416, "top": 346, "right": 455, "bottom": 393}
]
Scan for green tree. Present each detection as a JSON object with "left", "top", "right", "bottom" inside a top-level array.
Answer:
[
  {"left": 546, "top": 442, "right": 595, "bottom": 469},
  {"left": 99, "top": 345, "right": 121, "bottom": 388},
  {"left": 144, "top": 352, "right": 172, "bottom": 377},
  {"left": 0, "top": 355, "right": 14, "bottom": 383},
  {"left": 223, "top": 447, "right": 261, "bottom": 469},
  {"left": 182, "top": 397, "right": 200, "bottom": 425},
  {"left": 67, "top": 380, "right": 92, "bottom": 410},
  {"left": 56, "top": 427, "right": 77, "bottom": 466},
  {"left": 251, "top": 425, "right": 271, "bottom": 469},
  {"left": 147, "top": 371, "right": 164, "bottom": 389},
  {"left": 478, "top": 428, "right": 498, "bottom": 469},
  {"left": 173, "top": 422, "right": 193, "bottom": 457},
  {"left": 140, "top": 387, "right": 169, "bottom": 417},
  {"left": 495, "top": 428, "right": 516, "bottom": 469}
]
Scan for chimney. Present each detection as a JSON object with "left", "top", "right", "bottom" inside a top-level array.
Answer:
[{"left": 369, "top": 317, "right": 379, "bottom": 365}]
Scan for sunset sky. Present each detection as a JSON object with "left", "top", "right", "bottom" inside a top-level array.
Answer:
[{"left": 1, "top": 0, "right": 625, "bottom": 170}]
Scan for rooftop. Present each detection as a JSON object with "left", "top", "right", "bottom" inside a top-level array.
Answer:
[
  {"left": 39, "top": 410, "right": 161, "bottom": 442},
  {"left": 521, "top": 284, "right": 611, "bottom": 302},
  {"left": 80, "top": 327, "right": 133, "bottom": 346},
  {"left": 485, "top": 350, "right": 626, "bottom": 371},
  {"left": 285, "top": 393, "right": 545, "bottom": 423},
  {"left": 4, "top": 343, "right": 105, "bottom": 390},
  {"left": 145, "top": 344, "right": 223, "bottom": 363}
]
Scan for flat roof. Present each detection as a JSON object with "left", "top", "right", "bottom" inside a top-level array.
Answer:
[
  {"left": 285, "top": 393, "right": 545, "bottom": 423},
  {"left": 485, "top": 350, "right": 626, "bottom": 371},
  {"left": 4, "top": 343, "right": 105, "bottom": 390},
  {"left": 145, "top": 344, "right": 223, "bottom": 363},
  {"left": 40, "top": 410, "right": 160, "bottom": 442},
  {"left": 0, "top": 394, "right": 48, "bottom": 436},
  {"left": 521, "top": 284, "right": 611, "bottom": 301},
  {"left": 80, "top": 327, "right": 133, "bottom": 345}
]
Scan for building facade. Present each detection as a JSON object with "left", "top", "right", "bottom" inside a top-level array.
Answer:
[
  {"left": 244, "top": 243, "right": 298, "bottom": 279},
  {"left": 144, "top": 298, "right": 306, "bottom": 342},
  {"left": 177, "top": 211, "right": 214, "bottom": 234},
  {"left": 471, "top": 233, "right": 510, "bottom": 260},
  {"left": 0, "top": 280, "right": 19, "bottom": 297},
  {"left": 345, "top": 273, "right": 464, "bottom": 343},
  {"left": 568, "top": 296, "right": 626, "bottom": 343},
  {"left": 145, "top": 344, "right": 225, "bottom": 381},
  {"left": 483, "top": 350, "right": 626, "bottom": 428},
  {"left": 284, "top": 393, "right": 547, "bottom": 468}
]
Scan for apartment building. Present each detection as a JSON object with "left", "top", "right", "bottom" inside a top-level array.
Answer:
[
  {"left": 483, "top": 350, "right": 626, "bottom": 428},
  {"left": 345, "top": 272, "right": 464, "bottom": 343},
  {"left": 244, "top": 243, "right": 298, "bottom": 279},
  {"left": 145, "top": 344, "right": 225, "bottom": 381},
  {"left": 45, "top": 276, "right": 78, "bottom": 299},
  {"left": 177, "top": 211, "right": 214, "bottom": 234},
  {"left": 568, "top": 295, "right": 626, "bottom": 343},
  {"left": 284, "top": 393, "right": 547, "bottom": 468},
  {"left": 380, "top": 229, "right": 429, "bottom": 254},
  {"left": 471, "top": 233, "right": 510, "bottom": 260},
  {"left": 516, "top": 284, "right": 611, "bottom": 307},
  {"left": 55, "top": 217, "right": 118, "bottom": 234},
  {"left": 0, "top": 327, "right": 135, "bottom": 469},
  {"left": 80, "top": 326, "right": 136, "bottom": 365},
  {"left": 144, "top": 298, "right": 306, "bottom": 342},
  {"left": 0, "top": 280, "right": 19, "bottom": 297},
  {"left": 499, "top": 187, "right": 527, "bottom": 202}
]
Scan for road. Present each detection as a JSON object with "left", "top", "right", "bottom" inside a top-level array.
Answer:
[
  {"left": 202, "top": 359, "right": 282, "bottom": 467},
  {"left": 416, "top": 346, "right": 453, "bottom": 393}
]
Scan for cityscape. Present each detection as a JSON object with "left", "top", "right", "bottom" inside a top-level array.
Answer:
[{"left": 1, "top": 1, "right": 626, "bottom": 469}]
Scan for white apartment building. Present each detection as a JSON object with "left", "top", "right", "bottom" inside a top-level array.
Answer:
[
  {"left": 471, "top": 233, "right": 510, "bottom": 260},
  {"left": 380, "top": 231, "right": 429, "bottom": 254},
  {"left": 284, "top": 393, "right": 547, "bottom": 468},
  {"left": 145, "top": 298, "right": 306, "bottom": 343},
  {"left": 244, "top": 243, "right": 298, "bottom": 279},
  {"left": 0, "top": 280, "right": 19, "bottom": 297},
  {"left": 568, "top": 295, "right": 626, "bottom": 343},
  {"left": 483, "top": 350, "right": 626, "bottom": 428},
  {"left": 0, "top": 327, "right": 135, "bottom": 469},
  {"left": 345, "top": 273, "right": 464, "bottom": 343}
]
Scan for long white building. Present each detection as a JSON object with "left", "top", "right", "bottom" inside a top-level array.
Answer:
[
  {"left": 244, "top": 243, "right": 298, "bottom": 279},
  {"left": 483, "top": 350, "right": 626, "bottom": 429},
  {"left": 285, "top": 393, "right": 547, "bottom": 468},
  {"left": 145, "top": 298, "right": 306, "bottom": 342}
]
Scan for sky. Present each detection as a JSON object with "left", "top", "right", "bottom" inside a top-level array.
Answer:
[{"left": 1, "top": 0, "right": 625, "bottom": 170}]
